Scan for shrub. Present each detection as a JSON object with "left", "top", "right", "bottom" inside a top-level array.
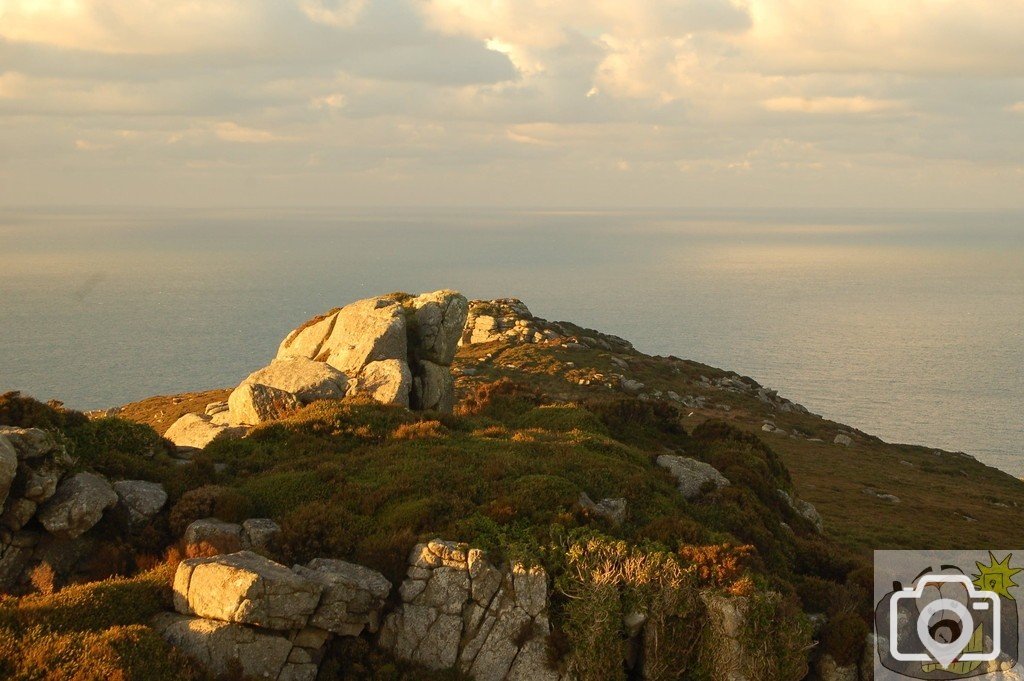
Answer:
[
  {"left": 238, "top": 470, "right": 334, "bottom": 518},
  {"left": 0, "top": 391, "right": 87, "bottom": 430},
  {"left": 820, "top": 611, "right": 869, "bottom": 666},
  {"left": 392, "top": 420, "right": 448, "bottom": 440},
  {"left": 456, "top": 379, "right": 544, "bottom": 418},
  {"left": 28, "top": 564, "right": 56, "bottom": 596},
  {"left": 168, "top": 485, "right": 254, "bottom": 536},
  {"left": 278, "top": 502, "right": 366, "bottom": 565}
]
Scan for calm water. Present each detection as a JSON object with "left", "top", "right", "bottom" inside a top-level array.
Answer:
[{"left": 1, "top": 208, "right": 1022, "bottom": 475}]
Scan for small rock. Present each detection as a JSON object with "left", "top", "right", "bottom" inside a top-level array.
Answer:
[
  {"left": 112, "top": 480, "right": 168, "bottom": 526},
  {"left": 183, "top": 518, "right": 245, "bottom": 556},
  {"left": 834, "top": 433, "right": 853, "bottom": 447},
  {"left": 241, "top": 518, "right": 281, "bottom": 555},
  {"left": 578, "top": 492, "right": 627, "bottom": 525},
  {"left": 656, "top": 455, "right": 729, "bottom": 500},
  {"left": 36, "top": 472, "right": 117, "bottom": 539}
]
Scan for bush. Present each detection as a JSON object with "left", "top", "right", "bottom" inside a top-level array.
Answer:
[
  {"left": 168, "top": 485, "right": 254, "bottom": 536},
  {"left": 0, "top": 391, "right": 87, "bottom": 430},
  {"left": 278, "top": 502, "right": 366, "bottom": 565},
  {"left": 820, "top": 611, "right": 869, "bottom": 666},
  {"left": 456, "top": 379, "right": 544, "bottom": 418},
  {"left": 392, "top": 420, "right": 448, "bottom": 440}
]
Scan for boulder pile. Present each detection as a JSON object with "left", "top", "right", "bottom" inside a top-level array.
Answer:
[
  {"left": 379, "top": 539, "right": 559, "bottom": 681},
  {"left": 157, "top": 550, "right": 391, "bottom": 681},
  {"left": 163, "top": 291, "right": 469, "bottom": 453},
  {"left": 0, "top": 426, "right": 166, "bottom": 589}
]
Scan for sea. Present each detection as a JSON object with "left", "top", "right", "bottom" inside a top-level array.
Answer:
[{"left": 1, "top": 207, "right": 1021, "bottom": 476}]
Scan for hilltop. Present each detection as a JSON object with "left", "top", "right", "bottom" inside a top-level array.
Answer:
[{"left": 1, "top": 291, "right": 1021, "bottom": 681}]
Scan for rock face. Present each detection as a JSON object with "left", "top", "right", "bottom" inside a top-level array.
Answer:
[
  {"left": 228, "top": 383, "right": 302, "bottom": 426},
  {"left": 36, "top": 472, "right": 117, "bottom": 539},
  {"left": 379, "top": 539, "right": 558, "bottom": 681},
  {"left": 112, "top": 479, "right": 167, "bottom": 527},
  {"left": 239, "top": 358, "right": 348, "bottom": 403},
  {"left": 162, "top": 551, "right": 391, "bottom": 681},
  {"left": 655, "top": 455, "right": 730, "bottom": 500},
  {"left": 355, "top": 359, "right": 412, "bottom": 408}
]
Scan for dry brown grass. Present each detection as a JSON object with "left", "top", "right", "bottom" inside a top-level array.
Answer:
[{"left": 116, "top": 388, "right": 232, "bottom": 435}]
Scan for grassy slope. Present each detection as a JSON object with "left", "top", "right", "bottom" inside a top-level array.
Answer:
[{"left": 450, "top": 338, "right": 1024, "bottom": 562}]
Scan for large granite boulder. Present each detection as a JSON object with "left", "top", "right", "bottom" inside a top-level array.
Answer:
[
  {"left": 239, "top": 358, "right": 348, "bottom": 404},
  {"left": 409, "top": 290, "right": 469, "bottom": 365},
  {"left": 655, "top": 455, "right": 730, "bottom": 500},
  {"left": 293, "top": 558, "right": 392, "bottom": 636},
  {"left": 379, "top": 539, "right": 558, "bottom": 680},
  {"left": 309, "top": 297, "right": 409, "bottom": 375},
  {"left": 112, "top": 480, "right": 167, "bottom": 527},
  {"left": 227, "top": 383, "right": 301, "bottom": 426},
  {"left": 164, "top": 413, "right": 240, "bottom": 453},
  {"left": 352, "top": 359, "right": 412, "bottom": 407},
  {"left": 173, "top": 551, "right": 323, "bottom": 630},
  {"left": 36, "top": 472, "right": 117, "bottom": 539}
]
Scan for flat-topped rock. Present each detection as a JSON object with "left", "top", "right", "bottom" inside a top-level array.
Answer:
[
  {"left": 239, "top": 358, "right": 348, "bottom": 404},
  {"left": 164, "top": 413, "right": 241, "bottom": 452},
  {"left": 174, "top": 550, "right": 323, "bottom": 630}
]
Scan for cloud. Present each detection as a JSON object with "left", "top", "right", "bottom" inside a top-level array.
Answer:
[
  {"left": 762, "top": 96, "right": 904, "bottom": 114},
  {"left": 0, "top": 0, "right": 1021, "bottom": 209}
]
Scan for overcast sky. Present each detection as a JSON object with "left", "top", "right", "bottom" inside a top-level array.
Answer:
[{"left": 1, "top": 0, "right": 1023, "bottom": 210}]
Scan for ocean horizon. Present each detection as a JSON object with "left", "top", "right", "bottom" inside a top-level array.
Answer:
[{"left": 2, "top": 206, "right": 1022, "bottom": 476}]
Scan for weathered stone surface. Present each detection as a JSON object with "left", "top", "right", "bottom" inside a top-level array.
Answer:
[
  {"left": 112, "top": 479, "right": 167, "bottom": 526},
  {"left": 294, "top": 558, "right": 391, "bottom": 636},
  {"left": 240, "top": 358, "right": 348, "bottom": 404},
  {"left": 412, "top": 360, "right": 454, "bottom": 412},
  {"left": 578, "top": 492, "right": 627, "bottom": 526},
  {"left": 173, "top": 551, "right": 323, "bottom": 630},
  {"left": 0, "top": 435, "right": 16, "bottom": 508},
  {"left": 655, "top": 455, "right": 730, "bottom": 500},
  {"left": 409, "top": 290, "right": 469, "bottom": 365},
  {"left": 183, "top": 518, "right": 244, "bottom": 556},
  {"left": 380, "top": 538, "right": 553, "bottom": 680},
  {"left": 36, "top": 472, "right": 117, "bottom": 539},
  {"left": 354, "top": 359, "right": 412, "bottom": 407},
  {"left": 21, "top": 457, "right": 66, "bottom": 503},
  {"left": 702, "top": 593, "right": 749, "bottom": 681},
  {"left": 316, "top": 297, "right": 408, "bottom": 375},
  {"left": 0, "top": 426, "right": 58, "bottom": 460},
  {"left": 242, "top": 518, "right": 281, "bottom": 555},
  {"left": 164, "top": 413, "right": 238, "bottom": 452},
  {"left": 153, "top": 612, "right": 299, "bottom": 680},
  {"left": 834, "top": 433, "right": 853, "bottom": 447},
  {"left": 228, "top": 383, "right": 301, "bottom": 426},
  {"left": 777, "top": 489, "right": 824, "bottom": 532},
  {"left": 277, "top": 309, "right": 341, "bottom": 361}
]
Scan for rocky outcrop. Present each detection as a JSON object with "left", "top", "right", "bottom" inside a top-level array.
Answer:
[
  {"left": 161, "top": 551, "right": 391, "bottom": 681},
  {"left": 353, "top": 359, "right": 412, "bottom": 408},
  {"left": 379, "top": 539, "right": 558, "bottom": 680},
  {"left": 577, "top": 492, "right": 626, "bottom": 525},
  {"left": 36, "top": 472, "right": 117, "bottom": 539},
  {"left": 655, "top": 455, "right": 730, "bottom": 500},
  {"left": 460, "top": 299, "right": 632, "bottom": 354},
  {"left": 227, "top": 383, "right": 302, "bottom": 426}
]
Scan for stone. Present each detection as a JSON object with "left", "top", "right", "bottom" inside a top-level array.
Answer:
[
  {"left": 578, "top": 492, "right": 627, "bottom": 525},
  {"left": 655, "top": 455, "right": 730, "bottom": 500},
  {"left": 777, "top": 489, "right": 824, "bottom": 533},
  {"left": 0, "top": 426, "right": 58, "bottom": 459},
  {"left": 277, "top": 309, "right": 341, "bottom": 361},
  {"left": 183, "top": 518, "right": 244, "bottom": 556},
  {"left": 205, "top": 401, "right": 229, "bottom": 416},
  {"left": 241, "top": 518, "right": 281, "bottom": 555},
  {"left": 21, "top": 457, "right": 66, "bottom": 503},
  {"left": 228, "top": 383, "right": 301, "bottom": 426},
  {"left": 173, "top": 550, "right": 323, "bottom": 630},
  {"left": 112, "top": 480, "right": 167, "bottom": 526},
  {"left": 0, "top": 435, "right": 16, "bottom": 508},
  {"left": 702, "top": 593, "right": 749, "bottom": 681},
  {"left": 36, "top": 472, "right": 117, "bottom": 539},
  {"left": 619, "top": 377, "right": 645, "bottom": 394},
  {"left": 834, "top": 433, "right": 853, "bottom": 447},
  {"left": 354, "top": 359, "right": 412, "bottom": 407},
  {"left": 512, "top": 563, "right": 547, "bottom": 617},
  {"left": 412, "top": 360, "right": 455, "bottom": 412},
  {"left": 294, "top": 558, "right": 391, "bottom": 636},
  {"left": 316, "top": 297, "right": 408, "bottom": 375},
  {"left": 164, "top": 413, "right": 238, "bottom": 452},
  {"left": 240, "top": 358, "right": 348, "bottom": 404},
  {"left": 506, "top": 635, "right": 558, "bottom": 681},
  {"left": 152, "top": 612, "right": 298, "bottom": 680},
  {"left": 409, "top": 290, "right": 469, "bottom": 365}
]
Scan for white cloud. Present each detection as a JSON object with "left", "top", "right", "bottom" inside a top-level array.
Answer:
[
  {"left": 213, "top": 122, "right": 294, "bottom": 144},
  {"left": 762, "top": 96, "right": 904, "bottom": 114}
]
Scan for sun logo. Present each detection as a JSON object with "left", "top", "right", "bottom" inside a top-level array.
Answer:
[{"left": 972, "top": 551, "right": 1022, "bottom": 599}]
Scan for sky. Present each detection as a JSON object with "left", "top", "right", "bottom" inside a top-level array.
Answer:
[{"left": 1, "top": 0, "right": 1023, "bottom": 210}]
